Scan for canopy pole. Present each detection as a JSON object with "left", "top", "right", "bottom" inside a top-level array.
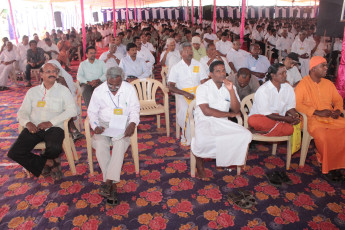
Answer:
[
  {"left": 191, "top": 0, "right": 194, "bottom": 25},
  {"left": 112, "top": 0, "right": 116, "bottom": 36},
  {"left": 186, "top": 0, "right": 189, "bottom": 22},
  {"left": 125, "top": 0, "right": 129, "bottom": 29},
  {"left": 336, "top": 26, "right": 345, "bottom": 98},
  {"left": 134, "top": 0, "right": 137, "bottom": 22},
  {"left": 199, "top": 0, "right": 201, "bottom": 24},
  {"left": 240, "top": 0, "right": 246, "bottom": 47},
  {"left": 213, "top": 0, "right": 216, "bottom": 33},
  {"left": 80, "top": 0, "right": 86, "bottom": 60},
  {"left": 314, "top": 0, "right": 317, "bottom": 18},
  {"left": 7, "top": 0, "right": 18, "bottom": 45},
  {"left": 50, "top": 0, "right": 55, "bottom": 30},
  {"left": 139, "top": 0, "right": 142, "bottom": 22}
]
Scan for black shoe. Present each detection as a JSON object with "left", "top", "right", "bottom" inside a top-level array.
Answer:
[
  {"left": 277, "top": 171, "right": 293, "bottom": 185},
  {"left": 323, "top": 170, "right": 342, "bottom": 183},
  {"left": 265, "top": 171, "right": 283, "bottom": 187}
]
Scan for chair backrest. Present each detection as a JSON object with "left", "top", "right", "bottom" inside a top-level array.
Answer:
[
  {"left": 131, "top": 78, "right": 167, "bottom": 104},
  {"left": 187, "top": 100, "right": 196, "bottom": 138},
  {"left": 240, "top": 93, "right": 255, "bottom": 128},
  {"left": 74, "top": 81, "right": 82, "bottom": 111},
  {"left": 161, "top": 66, "right": 168, "bottom": 87}
]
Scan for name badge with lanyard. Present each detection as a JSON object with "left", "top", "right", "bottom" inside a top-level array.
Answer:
[
  {"left": 108, "top": 92, "right": 127, "bottom": 130},
  {"left": 37, "top": 88, "right": 47, "bottom": 107}
]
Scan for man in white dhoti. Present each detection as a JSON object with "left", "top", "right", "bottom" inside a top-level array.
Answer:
[
  {"left": 168, "top": 42, "right": 208, "bottom": 146},
  {"left": 17, "top": 36, "right": 30, "bottom": 73},
  {"left": 88, "top": 67, "right": 140, "bottom": 205},
  {"left": 291, "top": 30, "right": 312, "bottom": 78},
  {"left": 191, "top": 60, "right": 252, "bottom": 178},
  {"left": 0, "top": 42, "right": 19, "bottom": 90}
]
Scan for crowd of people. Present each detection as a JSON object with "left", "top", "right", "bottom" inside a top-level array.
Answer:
[{"left": 2, "top": 16, "right": 345, "bottom": 206}]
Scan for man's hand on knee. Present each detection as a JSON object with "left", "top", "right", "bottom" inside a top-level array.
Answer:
[
  {"left": 124, "top": 122, "right": 136, "bottom": 137},
  {"left": 37, "top": 121, "right": 53, "bottom": 130},
  {"left": 26, "top": 122, "right": 38, "bottom": 134}
]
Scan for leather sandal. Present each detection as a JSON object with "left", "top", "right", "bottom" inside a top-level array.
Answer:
[
  {"left": 106, "top": 190, "right": 118, "bottom": 206},
  {"left": 98, "top": 184, "right": 111, "bottom": 197},
  {"left": 238, "top": 189, "right": 257, "bottom": 205},
  {"left": 277, "top": 171, "right": 293, "bottom": 185},
  {"left": 227, "top": 190, "right": 252, "bottom": 209},
  {"left": 265, "top": 172, "right": 283, "bottom": 187}
]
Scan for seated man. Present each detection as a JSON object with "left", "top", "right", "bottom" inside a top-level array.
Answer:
[
  {"left": 200, "top": 43, "right": 231, "bottom": 76},
  {"left": 276, "top": 29, "right": 292, "bottom": 58},
  {"left": 215, "top": 32, "right": 232, "bottom": 57},
  {"left": 17, "top": 35, "right": 30, "bottom": 74},
  {"left": 77, "top": 46, "right": 107, "bottom": 107},
  {"left": 228, "top": 68, "right": 260, "bottom": 101},
  {"left": 192, "top": 36, "right": 207, "bottom": 62},
  {"left": 25, "top": 40, "right": 45, "bottom": 87},
  {"left": 0, "top": 41, "right": 19, "bottom": 90},
  {"left": 160, "top": 38, "right": 181, "bottom": 73},
  {"left": 99, "top": 43, "right": 121, "bottom": 70},
  {"left": 119, "top": 43, "right": 151, "bottom": 82},
  {"left": 191, "top": 61, "right": 252, "bottom": 178},
  {"left": 168, "top": 42, "right": 208, "bottom": 146},
  {"left": 245, "top": 43, "right": 270, "bottom": 83},
  {"left": 283, "top": 52, "right": 302, "bottom": 87},
  {"left": 141, "top": 33, "right": 156, "bottom": 55},
  {"left": 42, "top": 38, "right": 59, "bottom": 60},
  {"left": 113, "top": 36, "right": 127, "bottom": 60},
  {"left": 291, "top": 30, "right": 312, "bottom": 78},
  {"left": 8, "top": 63, "right": 77, "bottom": 179},
  {"left": 134, "top": 36, "right": 155, "bottom": 75},
  {"left": 226, "top": 38, "right": 250, "bottom": 74},
  {"left": 295, "top": 56, "right": 345, "bottom": 181},
  {"left": 88, "top": 67, "right": 140, "bottom": 205},
  {"left": 248, "top": 63, "right": 300, "bottom": 136},
  {"left": 68, "top": 34, "right": 81, "bottom": 61},
  {"left": 203, "top": 27, "right": 217, "bottom": 47}
]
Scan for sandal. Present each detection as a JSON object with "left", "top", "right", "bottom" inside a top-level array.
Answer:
[
  {"left": 265, "top": 172, "right": 282, "bottom": 187},
  {"left": 227, "top": 190, "right": 252, "bottom": 209},
  {"left": 51, "top": 158, "right": 63, "bottom": 180},
  {"left": 323, "top": 170, "right": 342, "bottom": 183},
  {"left": 238, "top": 189, "right": 257, "bottom": 205},
  {"left": 106, "top": 190, "right": 118, "bottom": 206},
  {"left": 277, "top": 171, "right": 293, "bottom": 185},
  {"left": 98, "top": 184, "right": 111, "bottom": 197}
]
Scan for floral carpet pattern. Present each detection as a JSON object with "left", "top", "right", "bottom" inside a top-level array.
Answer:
[{"left": 0, "top": 52, "right": 345, "bottom": 230}]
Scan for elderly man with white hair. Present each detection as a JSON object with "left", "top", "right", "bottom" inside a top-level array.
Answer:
[
  {"left": 17, "top": 35, "right": 30, "bottom": 73},
  {"left": 0, "top": 41, "right": 19, "bottom": 90},
  {"left": 160, "top": 38, "right": 181, "bottom": 69},
  {"left": 99, "top": 43, "right": 121, "bottom": 70},
  {"left": 88, "top": 66, "right": 140, "bottom": 206}
]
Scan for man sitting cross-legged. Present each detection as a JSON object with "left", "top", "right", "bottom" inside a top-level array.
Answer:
[
  {"left": 88, "top": 67, "right": 140, "bottom": 205},
  {"left": 191, "top": 61, "right": 252, "bottom": 178},
  {"left": 8, "top": 63, "right": 77, "bottom": 179}
]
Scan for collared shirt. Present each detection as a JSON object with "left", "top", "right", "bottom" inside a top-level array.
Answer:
[
  {"left": 17, "top": 82, "right": 77, "bottom": 129},
  {"left": 286, "top": 66, "right": 302, "bottom": 86},
  {"left": 267, "top": 35, "right": 278, "bottom": 46},
  {"left": 88, "top": 81, "right": 140, "bottom": 130},
  {"left": 99, "top": 51, "right": 120, "bottom": 69},
  {"left": 203, "top": 33, "right": 218, "bottom": 47},
  {"left": 37, "top": 40, "right": 45, "bottom": 49},
  {"left": 215, "top": 40, "right": 233, "bottom": 56},
  {"left": 116, "top": 44, "right": 127, "bottom": 59},
  {"left": 200, "top": 56, "right": 231, "bottom": 75},
  {"left": 142, "top": 42, "right": 156, "bottom": 52},
  {"left": 137, "top": 46, "right": 155, "bottom": 71},
  {"left": 27, "top": 48, "right": 45, "bottom": 63},
  {"left": 229, "top": 74, "right": 260, "bottom": 100},
  {"left": 160, "top": 50, "right": 181, "bottom": 67},
  {"left": 168, "top": 59, "right": 208, "bottom": 89},
  {"left": 291, "top": 37, "right": 312, "bottom": 56},
  {"left": 251, "top": 30, "right": 264, "bottom": 41},
  {"left": 245, "top": 55, "right": 270, "bottom": 74},
  {"left": 119, "top": 55, "right": 151, "bottom": 79},
  {"left": 192, "top": 47, "right": 207, "bottom": 62},
  {"left": 249, "top": 81, "right": 296, "bottom": 117},
  {"left": 17, "top": 43, "right": 30, "bottom": 60},
  {"left": 77, "top": 59, "right": 107, "bottom": 84},
  {"left": 226, "top": 48, "right": 250, "bottom": 72},
  {"left": 0, "top": 49, "right": 19, "bottom": 62},
  {"left": 42, "top": 44, "right": 59, "bottom": 59},
  {"left": 276, "top": 36, "right": 292, "bottom": 51},
  {"left": 122, "top": 36, "right": 133, "bottom": 46}
]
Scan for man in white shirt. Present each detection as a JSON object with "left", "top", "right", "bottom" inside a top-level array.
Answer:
[
  {"left": 8, "top": 63, "right": 77, "bottom": 178},
  {"left": 0, "top": 42, "right": 19, "bottom": 90},
  {"left": 99, "top": 43, "right": 121, "bottom": 70},
  {"left": 251, "top": 25, "right": 265, "bottom": 53},
  {"left": 283, "top": 52, "right": 302, "bottom": 87},
  {"left": 215, "top": 32, "right": 233, "bottom": 57},
  {"left": 203, "top": 27, "right": 217, "bottom": 47},
  {"left": 191, "top": 61, "right": 252, "bottom": 178},
  {"left": 77, "top": 46, "right": 107, "bottom": 107},
  {"left": 245, "top": 43, "right": 270, "bottom": 83},
  {"left": 200, "top": 43, "right": 231, "bottom": 76},
  {"left": 119, "top": 43, "right": 151, "bottom": 82},
  {"left": 276, "top": 30, "right": 292, "bottom": 58},
  {"left": 160, "top": 38, "right": 181, "bottom": 73},
  {"left": 226, "top": 39, "right": 250, "bottom": 74},
  {"left": 33, "top": 34, "right": 45, "bottom": 49},
  {"left": 42, "top": 38, "right": 59, "bottom": 60},
  {"left": 88, "top": 66, "right": 140, "bottom": 205},
  {"left": 141, "top": 33, "right": 156, "bottom": 54},
  {"left": 113, "top": 36, "right": 127, "bottom": 60},
  {"left": 291, "top": 30, "right": 312, "bottom": 77},
  {"left": 133, "top": 36, "right": 155, "bottom": 75},
  {"left": 168, "top": 42, "right": 208, "bottom": 146},
  {"left": 267, "top": 29, "right": 279, "bottom": 61},
  {"left": 17, "top": 35, "right": 30, "bottom": 73}
]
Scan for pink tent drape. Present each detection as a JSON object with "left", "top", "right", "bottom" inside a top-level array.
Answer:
[
  {"left": 213, "top": 0, "right": 216, "bottom": 33},
  {"left": 186, "top": 1, "right": 189, "bottom": 22},
  {"left": 8, "top": 0, "right": 18, "bottom": 45},
  {"left": 126, "top": 0, "right": 129, "bottom": 29},
  {"left": 199, "top": 0, "right": 202, "bottom": 24},
  {"left": 139, "top": 0, "right": 142, "bottom": 22},
  {"left": 134, "top": 0, "right": 137, "bottom": 22},
  {"left": 80, "top": 0, "right": 86, "bottom": 59},
  {"left": 50, "top": 1, "right": 55, "bottom": 29},
  {"left": 336, "top": 27, "right": 345, "bottom": 98},
  {"left": 240, "top": 0, "right": 246, "bottom": 46},
  {"left": 191, "top": 0, "right": 194, "bottom": 25},
  {"left": 113, "top": 0, "right": 116, "bottom": 36}
]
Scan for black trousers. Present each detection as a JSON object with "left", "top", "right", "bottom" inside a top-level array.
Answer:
[
  {"left": 80, "top": 83, "right": 96, "bottom": 108},
  {"left": 8, "top": 127, "right": 65, "bottom": 177},
  {"left": 25, "top": 63, "right": 43, "bottom": 81}
]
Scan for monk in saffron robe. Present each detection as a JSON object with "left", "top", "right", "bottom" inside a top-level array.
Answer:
[{"left": 295, "top": 56, "right": 345, "bottom": 180}]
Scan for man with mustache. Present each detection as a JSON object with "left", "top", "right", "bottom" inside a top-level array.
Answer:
[
  {"left": 88, "top": 66, "right": 140, "bottom": 205},
  {"left": 8, "top": 63, "right": 77, "bottom": 179}
]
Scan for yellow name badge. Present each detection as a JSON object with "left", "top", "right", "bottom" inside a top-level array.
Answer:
[
  {"left": 193, "top": 66, "right": 199, "bottom": 73},
  {"left": 37, "top": 101, "right": 46, "bottom": 107},
  {"left": 113, "top": 108, "right": 123, "bottom": 115}
]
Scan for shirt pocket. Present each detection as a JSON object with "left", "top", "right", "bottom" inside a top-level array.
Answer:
[{"left": 48, "top": 98, "right": 63, "bottom": 113}]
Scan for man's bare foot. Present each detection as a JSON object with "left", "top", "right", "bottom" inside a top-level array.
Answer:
[{"left": 195, "top": 156, "right": 206, "bottom": 178}]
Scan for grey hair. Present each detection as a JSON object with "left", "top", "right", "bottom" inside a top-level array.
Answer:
[
  {"left": 179, "top": 42, "right": 192, "bottom": 53},
  {"left": 106, "top": 66, "right": 125, "bottom": 80},
  {"left": 166, "top": 38, "right": 175, "bottom": 45},
  {"left": 109, "top": 43, "right": 116, "bottom": 48}
]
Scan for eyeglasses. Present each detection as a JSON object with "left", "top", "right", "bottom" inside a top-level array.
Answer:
[{"left": 43, "top": 70, "right": 59, "bottom": 74}]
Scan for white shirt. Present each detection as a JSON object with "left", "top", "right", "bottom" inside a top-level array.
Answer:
[
  {"left": 99, "top": 51, "right": 120, "bottom": 69},
  {"left": 116, "top": 44, "right": 127, "bottom": 59},
  {"left": 119, "top": 55, "right": 151, "bottom": 79},
  {"left": 249, "top": 81, "right": 296, "bottom": 117},
  {"left": 200, "top": 56, "right": 231, "bottom": 75},
  {"left": 286, "top": 66, "right": 302, "bottom": 86},
  {"left": 276, "top": 36, "right": 292, "bottom": 51},
  {"left": 42, "top": 43, "right": 59, "bottom": 59},
  {"left": 88, "top": 81, "right": 140, "bottom": 130},
  {"left": 142, "top": 42, "right": 156, "bottom": 52},
  {"left": 226, "top": 48, "right": 250, "bottom": 72},
  {"left": 137, "top": 46, "right": 155, "bottom": 71},
  {"left": 203, "top": 33, "right": 218, "bottom": 47},
  {"left": 77, "top": 59, "right": 107, "bottom": 84},
  {"left": 312, "top": 42, "right": 327, "bottom": 57},
  {"left": 231, "top": 27, "right": 241, "bottom": 35},
  {"left": 17, "top": 43, "right": 30, "bottom": 61},
  {"left": 0, "top": 48, "right": 19, "bottom": 62},
  {"left": 215, "top": 40, "right": 233, "bottom": 56},
  {"left": 267, "top": 35, "right": 278, "bottom": 46},
  {"left": 334, "top": 40, "right": 342, "bottom": 51},
  {"left": 251, "top": 30, "right": 264, "bottom": 42},
  {"left": 37, "top": 40, "right": 45, "bottom": 49},
  {"left": 291, "top": 38, "right": 312, "bottom": 56},
  {"left": 17, "top": 82, "right": 77, "bottom": 129},
  {"left": 245, "top": 55, "right": 270, "bottom": 74},
  {"left": 168, "top": 59, "right": 208, "bottom": 90}
]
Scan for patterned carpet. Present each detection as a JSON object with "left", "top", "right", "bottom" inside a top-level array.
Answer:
[{"left": 0, "top": 50, "right": 345, "bottom": 230}]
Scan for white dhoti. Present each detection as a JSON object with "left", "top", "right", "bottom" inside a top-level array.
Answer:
[
  {"left": 176, "top": 95, "right": 192, "bottom": 146},
  {"left": 191, "top": 117, "right": 252, "bottom": 167},
  {"left": 19, "top": 59, "right": 27, "bottom": 72},
  {"left": 299, "top": 58, "right": 310, "bottom": 78},
  {"left": 0, "top": 64, "right": 14, "bottom": 87},
  {"left": 92, "top": 134, "right": 130, "bottom": 183}
]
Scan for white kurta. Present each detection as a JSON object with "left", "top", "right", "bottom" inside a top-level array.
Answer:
[
  {"left": 191, "top": 79, "right": 252, "bottom": 167},
  {"left": 291, "top": 38, "right": 312, "bottom": 78}
]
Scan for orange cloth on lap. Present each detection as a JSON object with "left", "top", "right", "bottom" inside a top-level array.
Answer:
[{"left": 248, "top": 114, "right": 294, "bottom": 137}]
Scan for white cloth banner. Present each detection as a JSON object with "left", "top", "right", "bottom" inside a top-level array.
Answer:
[
  {"left": 167, "top": 8, "right": 172, "bottom": 19},
  {"left": 228, "top": 7, "right": 233, "bottom": 18},
  {"left": 145, "top": 10, "right": 149, "bottom": 20},
  {"left": 160, "top": 8, "right": 165, "bottom": 19},
  {"left": 282, "top": 8, "right": 287, "bottom": 18},
  {"left": 107, "top": 11, "right": 112, "bottom": 21},
  {"left": 220, "top": 8, "right": 224, "bottom": 18},
  {"left": 121, "top": 9, "right": 126, "bottom": 20},
  {"left": 152, "top": 9, "right": 158, "bottom": 19},
  {"left": 258, "top": 7, "right": 263, "bottom": 18},
  {"left": 175, "top": 9, "right": 180, "bottom": 20},
  {"left": 128, "top": 10, "right": 133, "bottom": 20},
  {"left": 265, "top": 8, "right": 270, "bottom": 18}
]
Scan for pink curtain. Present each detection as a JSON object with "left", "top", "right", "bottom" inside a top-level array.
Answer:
[
  {"left": 8, "top": 0, "right": 18, "bottom": 45},
  {"left": 336, "top": 27, "right": 345, "bottom": 98},
  {"left": 80, "top": 0, "right": 86, "bottom": 59},
  {"left": 199, "top": 0, "right": 202, "bottom": 24},
  {"left": 213, "top": 0, "right": 216, "bottom": 33},
  {"left": 126, "top": 0, "right": 129, "bottom": 29},
  {"left": 113, "top": 0, "right": 116, "bottom": 36},
  {"left": 50, "top": 1, "right": 55, "bottom": 29},
  {"left": 240, "top": 0, "right": 246, "bottom": 46},
  {"left": 191, "top": 0, "right": 194, "bottom": 25}
]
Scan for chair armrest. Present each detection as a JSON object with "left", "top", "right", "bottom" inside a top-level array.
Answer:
[
  {"left": 236, "top": 115, "right": 243, "bottom": 126},
  {"left": 299, "top": 112, "right": 309, "bottom": 133},
  {"left": 63, "top": 118, "right": 72, "bottom": 138}
]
